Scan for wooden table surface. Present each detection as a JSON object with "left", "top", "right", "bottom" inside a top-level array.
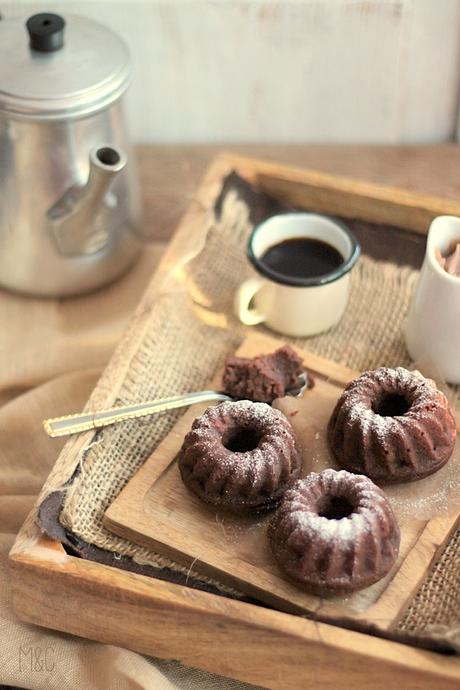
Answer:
[{"left": 138, "top": 144, "right": 460, "bottom": 269}]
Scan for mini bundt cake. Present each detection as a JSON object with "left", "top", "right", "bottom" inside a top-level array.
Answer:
[
  {"left": 178, "top": 400, "right": 301, "bottom": 515},
  {"left": 222, "top": 345, "right": 309, "bottom": 403},
  {"left": 268, "top": 469, "right": 400, "bottom": 594},
  {"left": 327, "top": 367, "right": 457, "bottom": 484}
]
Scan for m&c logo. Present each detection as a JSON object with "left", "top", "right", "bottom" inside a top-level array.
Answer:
[{"left": 19, "top": 645, "right": 55, "bottom": 673}]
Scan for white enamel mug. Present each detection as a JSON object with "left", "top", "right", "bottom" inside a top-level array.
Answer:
[
  {"left": 406, "top": 215, "right": 460, "bottom": 384},
  {"left": 235, "top": 213, "right": 360, "bottom": 337}
]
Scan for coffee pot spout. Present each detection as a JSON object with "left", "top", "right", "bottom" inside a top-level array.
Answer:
[{"left": 49, "top": 146, "right": 127, "bottom": 257}]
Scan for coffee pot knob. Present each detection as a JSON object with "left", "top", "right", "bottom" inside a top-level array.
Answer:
[{"left": 26, "top": 13, "right": 65, "bottom": 52}]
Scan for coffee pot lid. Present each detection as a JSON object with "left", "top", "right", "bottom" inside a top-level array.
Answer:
[{"left": 0, "top": 12, "right": 131, "bottom": 120}]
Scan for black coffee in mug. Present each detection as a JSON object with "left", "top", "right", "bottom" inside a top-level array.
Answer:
[
  {"left": 260, "top": 237, "right": 344, "bottom": 280},
  {"left": 241, "top": 212, "right": 360, "bottom": 335}
]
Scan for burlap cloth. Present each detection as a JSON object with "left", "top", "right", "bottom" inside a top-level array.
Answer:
[
  {"left": 2, "top": 172, "right": 459, "bottom": 688},
  {"left": 57, "top": 173, "right": 459, "bottom": 652},
  {"left": 0, "top": 243, "right": 263, "bottom": 689}
]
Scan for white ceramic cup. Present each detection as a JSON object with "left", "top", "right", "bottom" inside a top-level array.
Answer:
[
  {"left": 235, "top": 213, "right": 360, "bottom": 337},
  {"left": 406, "top": 215, "right": 460, "bottom": 384}
]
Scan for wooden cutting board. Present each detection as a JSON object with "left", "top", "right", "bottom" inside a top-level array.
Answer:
[{"left": 104, "top": 332, "right": 460, "bottom": 629}]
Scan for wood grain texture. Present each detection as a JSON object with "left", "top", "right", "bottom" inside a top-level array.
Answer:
[
  {"left": 104, "top": 333, "right": 460, "bottom": 630},
  {"left": 9, "top": 151, "right": 460, "bottom": 687},
  {"left": 5, "top": 1, "right": 460, "bottom": 144},
  {"left": 173, "top": 150, "right": 460, "bottom": 234},
  {"left": 9, "top": 535, "right": 460, "bottom": 690},
  {"left": 137, "top": 144, "right": 460, "bottom": 252},
  {"left": 254, "top": 160, "right": 460, "bottom": 233}
]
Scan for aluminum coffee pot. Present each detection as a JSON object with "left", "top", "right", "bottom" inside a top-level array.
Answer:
[{"left": 0, "top": 12, "right": 142, "bottom": 296}]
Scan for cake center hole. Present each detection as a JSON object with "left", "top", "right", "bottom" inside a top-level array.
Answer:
[
  {"left": 374, "top": 393, "right": 410, "bottom": 417},
  {"left": 318, "top": 495, "right": 354, "bottom": 520},
  {"left": 222, "top": 426, "right": 262, "bottom": 453}
]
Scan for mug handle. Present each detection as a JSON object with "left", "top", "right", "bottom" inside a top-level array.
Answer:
[{"left": 234, "top": 277, "right": 267, "bottom": 326}]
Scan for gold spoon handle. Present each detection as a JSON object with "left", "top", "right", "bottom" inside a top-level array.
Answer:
[{"left": 43, "top": 391, "right": 231, "bottom": 438}]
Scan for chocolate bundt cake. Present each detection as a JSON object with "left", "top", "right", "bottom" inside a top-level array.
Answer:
[
  {"left": 328, "top": 367, "right": 457, "bottom": 484},
  {"left": 222, "top": 345, "right": 310, "bottom": 403},
  {"left": 268, "top": 469, "right": 400, "bottom": 594},
  {"left": 178, "top": 400, "right": 301, "bottom": 515}
]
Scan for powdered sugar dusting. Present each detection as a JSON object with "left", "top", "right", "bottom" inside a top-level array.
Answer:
[
  {"left": 269, "top": 468, "right": 400, "bottom": 594},
  {"left": 275, "top": 371, "right": 460, "bottom": 522},
  {"left": 179, "top": 399, "right": 300, "bottom": 511},
  {"left": 327, "top": 366, "right": 457, "bottom": 485},
  {"left": 340, "top": 367, "right": 438, "bottom": 439},
  {"left": 284, "top": 470, "right": 394, "bottom": 546}
]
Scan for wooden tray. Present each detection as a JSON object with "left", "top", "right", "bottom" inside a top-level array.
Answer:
[
  {"left": 104, "top": 332, "right": 460, "bottom": 629},
  {"left": 9, "top": 153, "right": 460, "bottom": 690}
]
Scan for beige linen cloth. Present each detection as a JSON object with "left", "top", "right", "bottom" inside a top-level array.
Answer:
[{"left": 0, "top": 245, "right": 252, "bottom": 690}]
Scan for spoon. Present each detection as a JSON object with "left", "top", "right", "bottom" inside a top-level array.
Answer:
[{"left": 43, "top": 373, "right": 309, "bottom": 438}]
